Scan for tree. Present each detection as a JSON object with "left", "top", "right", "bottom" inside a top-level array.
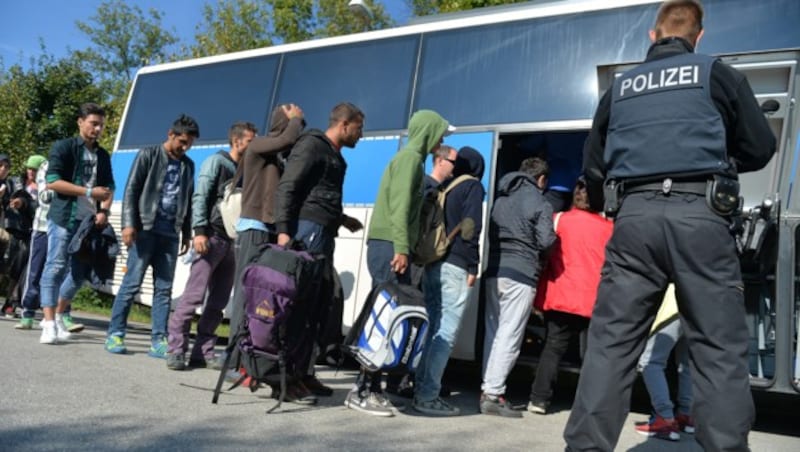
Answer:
[
  {"left": 187, "top": 0, "right": 394, "bottom": 58},
  {"left": 410, "top": 0, "right": 530, "bottom": 16},
  {"left": 0, "top": 53, "right": 104, "bottom": 172},
  {"left": 188, "top": 0, "right": 275, "bottom": 58},
  {"left": 74, "top": 0, "right": 179, "bottom": 89}
]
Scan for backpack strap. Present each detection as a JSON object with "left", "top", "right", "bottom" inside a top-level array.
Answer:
[{"left": 442, "top": 174, "right": 478, "bottom": 197}]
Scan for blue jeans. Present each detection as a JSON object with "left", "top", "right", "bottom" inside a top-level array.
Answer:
[
  {"left": 295, "top": 219, "right": 336, "bottom": 258},
  {"left": 108, "top": 230, "right": 178, "bottom": 342},
  {"left": 415, "top": 261, "right": 470, "bottom": 402},
  {"left": 638, "top": 319, "right": 692, "bottom": 419},
  {"left": 39, "top": 220, "right": 92, "bottom": 309},
  {"left": 366, "top": 239, "right": 410, "bottom": 287}
]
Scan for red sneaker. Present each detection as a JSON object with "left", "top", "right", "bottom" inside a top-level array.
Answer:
[
  {"left": 635, "top": 415, "right": 680, "bottom": 441},
  {"left": 676, "top": 413, "right": 695, "bottom": 434}
]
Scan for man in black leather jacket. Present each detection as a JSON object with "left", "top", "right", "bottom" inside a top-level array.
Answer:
[{"left": 105, "top": 115, "right": 198, "bottom": 358}]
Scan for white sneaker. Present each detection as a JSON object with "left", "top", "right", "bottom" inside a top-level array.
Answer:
[
  {"left": 55, "top": 316, "right": 72, "bottom": 341},
  {"left": 40, "top": 320, "right": 58, "bottom": 344}
]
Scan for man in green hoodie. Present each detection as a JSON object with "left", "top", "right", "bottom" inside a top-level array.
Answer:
[{"left": 344, "top": 109, "right": 455, "bottom": 417}]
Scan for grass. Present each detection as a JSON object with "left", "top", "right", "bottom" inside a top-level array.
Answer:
[{"left": 71, "top": 287, "right": 230, "bottom": 339}]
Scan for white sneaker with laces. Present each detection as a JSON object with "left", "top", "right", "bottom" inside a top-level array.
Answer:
[
  {"left": 40, "top": 320, "right": 58, "bottom": 344},
  {"left": 55, "top": 316, "right": 72, "bottom": 341}
]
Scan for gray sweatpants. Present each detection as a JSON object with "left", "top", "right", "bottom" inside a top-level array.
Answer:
[{"left": 481, "top": 276, "right": 535, "bottom": 396}]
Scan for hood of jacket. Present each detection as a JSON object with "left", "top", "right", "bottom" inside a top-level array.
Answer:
[
  {"left": 496, "top": 171, "right": 539, "bottom": 197},
  {"left": 403, "top": 110, "right": 451, "bottom": 159},
  {"left": 454, "top": 146, "right": 484, "bottom": 180}
]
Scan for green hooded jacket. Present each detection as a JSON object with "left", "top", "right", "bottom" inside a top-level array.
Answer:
[{"left": 367, "top": 110, "right": 451, "bottom": 255}]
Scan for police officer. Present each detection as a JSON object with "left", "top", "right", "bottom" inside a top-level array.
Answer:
[{"left": 563, "top": 1, "right": 775, "bottom": 451}]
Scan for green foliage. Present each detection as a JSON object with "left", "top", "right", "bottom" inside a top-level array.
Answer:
[
  {"left": 74, "top": 0, "right": 178, "bottom": 90},
  {"left": 188, "top": 0, "right": 274, "bottom": 58},
  {"left": 0, "top": 53, "right": 103, "bottom": 172},
  {"left": 410, "top": 0, "right": 530, "bottom": 16},
  {"left": 71, "top": 286, "right": 115, "bottom": 309},
  {"left": 187, "top": 0, "right": 394, "bottom": 58},
  {"left": 313, "top": 0, "right": 393, "bottom": 38}
]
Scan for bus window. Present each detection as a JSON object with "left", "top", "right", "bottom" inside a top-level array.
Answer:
[
  {"left": 120, "top": 55, "right": 280, "bottom": 149},
  {"left": 274, "top": 36, "right": 419, "bottom": 132}
]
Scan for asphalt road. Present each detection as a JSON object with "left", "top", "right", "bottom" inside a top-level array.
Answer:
[{"left": 1, "top": 313, "right": 798, "bottom": 451}]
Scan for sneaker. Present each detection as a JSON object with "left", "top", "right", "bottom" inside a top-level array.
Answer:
[
  {"left": 344, "top": 389, "right": 394, "bottom": 417},
  {"left": 372, "top": 390, "right": 406, "bottom": 413},
  {"left": 302, "top": 375, "right": 334, "bottom": 397},
  {"left": 527, "top": 400, "right": 549, "bottom": 415},
  {"left": 148, "top": 338, "right": 168, "bottom": 359},
  {"left": 105, "top": 335, "right": 127, "bottom": 354},
  {"left": 273, "top": 381, "right": 317, "bottom": 405},
  {"left": 166, "top": 353, "right": 186, "bottom": 371},
  {"left": 15, "top": 318, "right": 34, "bottom": 330},
  {"left": 54, "top": 316, "right": 72, "bottom": 341},
  {"left": 413, "top": 397, "right": 460, "bottom": 416},
  {"left": 479, "top": 393, "right": 522, "bottom": 418},
  {"left": 676, "top": 413, "right": 695, "bottom": 434},
  {"left": 39, "top": 320, "right": 58, "bottom": 344},
  {"left": 60, "top": 314, "right": 85, "bottom": 333},
  {"left": 3, "top": 304, "right": 16, "bottom": 318},
  {"left": 188, "top": 353, "right": 226, "bottom": 370},
  {"left": 635, "top": 415, "right": 680, "bottom": 441}
]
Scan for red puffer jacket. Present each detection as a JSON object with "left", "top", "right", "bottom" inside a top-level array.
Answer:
[{"left": 534, "top": 208, "right": 613, "bottom": 318}]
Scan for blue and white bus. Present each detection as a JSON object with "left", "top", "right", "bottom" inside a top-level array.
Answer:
[{"left": 110, "top": 0, "right": 800, "bottom": 396}]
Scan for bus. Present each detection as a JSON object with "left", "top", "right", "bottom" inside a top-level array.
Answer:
[{"left": 109, "top": 0, "right": 800, "bottom": 396}]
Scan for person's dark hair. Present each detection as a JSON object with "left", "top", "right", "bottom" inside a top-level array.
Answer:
[
  {"left": 433, "top": 144, "right": 455, "bottom": 162},
  {"left": 170, "top": 114, "right": 200, "bottom": 138},
  {"left": 228, "top": 121, "right": 258, "bottom": 146},
  {"left": 654, "top": 0, "right": 704, "bottom": 43},
  {"left": 519, "top": 157, "right": 549, "bottom": 179},
  {"left": 329, "top": 102, "right": 364, "bottom": 128},
  {"left": 78, "top": 102, "right": 105, "bottom": 119}
]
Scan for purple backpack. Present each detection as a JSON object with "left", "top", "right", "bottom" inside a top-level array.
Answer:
[{"left": 212, "top": 244, "right": 323, "bottom": 412}]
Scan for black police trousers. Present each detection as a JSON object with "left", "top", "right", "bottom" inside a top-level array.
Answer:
[{"left": 564, "top": 192, "right": 754, "bottom": 452}]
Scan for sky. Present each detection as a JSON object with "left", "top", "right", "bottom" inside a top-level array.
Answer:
[{"left": 0, "top": 0, "right": 413, "bottom": 69}]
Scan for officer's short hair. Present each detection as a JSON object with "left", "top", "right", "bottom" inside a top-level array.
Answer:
[
  {"left": 329, "top": 102, "right": 364, "bottom": 128},
  {"left": 519, "top": 157, "right": 549, "bottom": 180},
  {"left": 654, "top": 0, "right": 704, "bottom": 43},
  {"left": 228, "top": 121, "right": 257, "bottom": 146}
]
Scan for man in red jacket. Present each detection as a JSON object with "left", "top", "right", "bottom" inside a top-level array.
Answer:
[{"left": 528, "top": 178, "right": 612, "bottom": 414}]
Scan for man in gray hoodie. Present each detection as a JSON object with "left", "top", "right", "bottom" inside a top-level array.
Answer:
[{"left": 480, "top": 157, "right": 555, "bottom": 418}]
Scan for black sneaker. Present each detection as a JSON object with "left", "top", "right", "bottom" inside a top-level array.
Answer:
[
  {"left": 302, "top": 375, "right": 334, "bottom": 397},
  {"left": 273, "top": 381, "right": 317, "bottom": 405},
  {"left": 479, "top": 393, "right": 522, "bottom": 418},
  {"left": 166, "top": 353, "right": 186, "bottom": 371}
]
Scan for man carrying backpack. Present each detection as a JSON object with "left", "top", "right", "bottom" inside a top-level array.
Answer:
[
  {"left": 347, "top": 109, "right": 455, "bottom": 417},
  {"left": 166, "top": 122, "right": 256, "bottom": 371},
  {"left": 413, "top": 146, "right": 485, "bottom": 416},
  {"left": 480, "top": 157, "right": 555, "bottom": 417},
  {"left": 273, "top": 102, "right": 365, "bottom": 401}
]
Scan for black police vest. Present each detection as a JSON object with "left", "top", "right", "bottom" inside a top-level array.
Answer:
[{"left": 605, "top": 53, "right": 729, "bottom": 180}]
